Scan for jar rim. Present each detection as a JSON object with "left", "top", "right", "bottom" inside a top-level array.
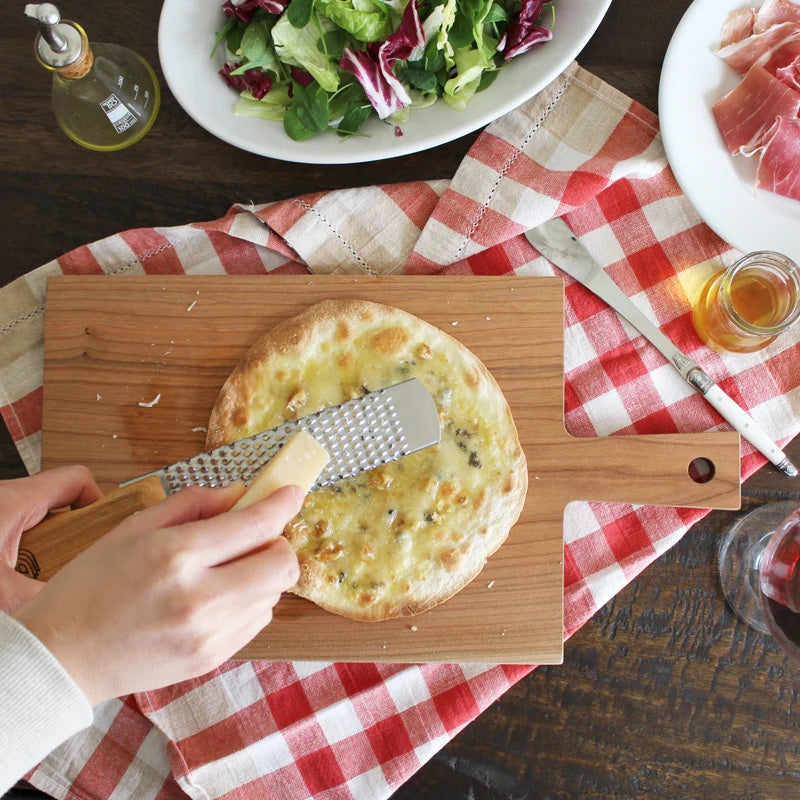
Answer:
[{"left": 719, "top": 251, "right": 800, "bottom": 335}]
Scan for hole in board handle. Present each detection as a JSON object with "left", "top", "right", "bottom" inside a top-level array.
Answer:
[{"left": 688, "top": 457, "right": 715, "bottom": 484}]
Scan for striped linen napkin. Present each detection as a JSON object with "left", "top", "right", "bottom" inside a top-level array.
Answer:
[{"left": 2, "top": 61, "right": 799, "bottom": 800}]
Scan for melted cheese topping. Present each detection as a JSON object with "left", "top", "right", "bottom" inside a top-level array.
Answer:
[{"left": 226, "top": 315, "right": 521, "bottom": 619}]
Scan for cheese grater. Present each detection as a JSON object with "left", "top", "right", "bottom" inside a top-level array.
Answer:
[
  {"left": 17, "top": 379, "right": 441, "bottom": 582},
  {"left": 125, "top": 378, "right": 441, "bottom": 494}
]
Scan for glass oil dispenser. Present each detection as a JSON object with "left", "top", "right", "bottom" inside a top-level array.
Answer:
[{"left": 25, "top": 3, "right": 161, "bottom": 151}]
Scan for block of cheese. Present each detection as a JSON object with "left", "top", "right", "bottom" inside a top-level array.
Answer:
[{"left": 233, "top": 430, "right": 330, "bottom": 509}]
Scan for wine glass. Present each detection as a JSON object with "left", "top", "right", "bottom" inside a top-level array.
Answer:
[{"left": 718, "top": 501, "right": 800, "bottom": 663}]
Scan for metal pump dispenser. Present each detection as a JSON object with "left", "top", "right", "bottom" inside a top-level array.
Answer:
[
  {"left": 26, "top": 4, "right": 83, "bottom": 67},
  {"left": 24, "top": 2, "right": 160, "bottom": 150}
]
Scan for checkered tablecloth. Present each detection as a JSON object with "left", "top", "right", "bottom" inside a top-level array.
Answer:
[{"left": 2, "top": 62, "right": 799, "bottom": 800}]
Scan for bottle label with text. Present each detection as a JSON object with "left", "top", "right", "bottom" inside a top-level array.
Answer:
[{"left": 100, "top": 94, "right": 137, "bottom": 134}]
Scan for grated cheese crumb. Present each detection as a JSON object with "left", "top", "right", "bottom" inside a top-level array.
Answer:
[
  {"left": 487, "top": 580, "right": 495, "bottom": 589},
  {"left": 96, "top": 393, "right": 101, "bottom": 401},
  {"left": 191, "top": 426, "right": 207, "bottom": 433},
  {"left": 112, "top": 434, "right": 118, "bottom": 439},
  {"left": 186, "top": 300, "right": 197, "bottom": 312},
  {"left": 138, "top": 393, "right": 162, "bottom": 408},
  {"left": 450, "top": 321, "right": 458, "bottom": 326},
  {"left": 410, "top": 625, "right": 418, "bottom": 632}
]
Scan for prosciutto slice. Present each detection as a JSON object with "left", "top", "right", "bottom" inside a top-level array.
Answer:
[
  {"left": 712, "top": 65, "right": 800, "bottom": 154},
  {"left": 710, "top": 0, "right": 800, "bottom": 203},
  {"left": 755, "top": 116, "right": 800, "bottom": 199},
  {"left": 755, "top": 31, "right": 800, "bottom": 74},
  {"left": 720, "top": 8, "right": 756, "bottom": 47},
  {"left": 753, "top": 0, "right": 800, "bottom": 33},
  {"left": 717, "top": 21, "right": 800, "bottom": 74},
  {"left": 776, "top": 54, "right": 800, "bottom": 88}
]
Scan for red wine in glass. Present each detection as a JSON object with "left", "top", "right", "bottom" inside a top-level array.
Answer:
[
  {"left": 759, "top": 506, "right": 800, "bottom": 657},
  {"left": 718, "top": 501, "right": 800, "bottom": 663}
]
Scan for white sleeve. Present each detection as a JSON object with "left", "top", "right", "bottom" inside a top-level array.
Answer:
[{"left": 0, "top": 612, "right": 94, "bottom": 794}]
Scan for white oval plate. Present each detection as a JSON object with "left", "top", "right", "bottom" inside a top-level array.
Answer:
[
  {"left": 158, "top": 0, "right": 611, "bottom": 164},
  {"left": 659, "top": 0, "right": 800, "bottom": 263}
]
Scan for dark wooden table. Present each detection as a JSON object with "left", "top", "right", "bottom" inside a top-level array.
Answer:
[{"left": 3, "top": 0, "right": 800, "bottom": 797}]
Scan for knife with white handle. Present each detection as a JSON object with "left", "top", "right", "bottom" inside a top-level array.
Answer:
[{"left": 525, "top": 217, "right": 797, "bottom": 478}]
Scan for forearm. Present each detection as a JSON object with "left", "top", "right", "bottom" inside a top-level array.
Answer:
[
  {"left": 0, "top": 474, "right": 302, "bottom": 793},
  {"left": 0, "top": 613, "right": 93, "bottom": 794}
]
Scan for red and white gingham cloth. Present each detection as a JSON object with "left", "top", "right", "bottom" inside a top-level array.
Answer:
[{"left": 2, "top": 62, "right": 800, "bottom": 800}]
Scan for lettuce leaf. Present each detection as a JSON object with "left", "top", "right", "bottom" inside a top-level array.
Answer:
[
  {"left": 443, "top": 45, "right": 491, "bottom": 109},
  {"left": 271, "top": 13, "right": 340, "bottom": 91},
  {"left": 316, "top": 0, "right": 394, "bottom": 42},
  {"left": 233, "top": 83, "right": 292, "bottom": 118},
  {"left": 435, "top": 0, "right": 458, "bottom": 67}
]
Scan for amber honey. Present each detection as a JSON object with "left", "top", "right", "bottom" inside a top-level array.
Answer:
[{"left": 693, "top": 252, "right": 800, "bottom": 353}]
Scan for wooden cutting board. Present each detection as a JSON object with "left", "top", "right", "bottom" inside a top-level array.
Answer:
[{"left": 30, "top": 275, "right": 741, "bottom": 665}]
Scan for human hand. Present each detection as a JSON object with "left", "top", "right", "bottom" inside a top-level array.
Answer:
[
  {"left": 0, "top": 466, "right": 102, "bottom": 613},
  {"left": 14, "top": 482, "right": 303, "bottom": 706}
]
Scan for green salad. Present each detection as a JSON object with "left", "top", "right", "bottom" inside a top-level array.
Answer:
[{"left": 214, "top": 0, "right": 555, "bottom": 141}]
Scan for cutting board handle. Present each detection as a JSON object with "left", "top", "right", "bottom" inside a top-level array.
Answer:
[
  {"left": 555, "top": 431, "right": 741, "bottom": 509},
  {"left": 15, "top": 475, "right": 167, "bottom": 583}
]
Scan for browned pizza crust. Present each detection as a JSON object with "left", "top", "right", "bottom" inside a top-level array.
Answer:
[{"left": 207, "top": 299, "right": 527, "bottom": 621}]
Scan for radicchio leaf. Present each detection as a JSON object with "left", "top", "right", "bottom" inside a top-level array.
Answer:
[
  {"left": 339, "top": 49, "right": 411, "bottom": 118},
  {"left": 502, "top": 0, "right": 553, "bottom": 61},
  {"left": 339, "top": 0, "right": 424, "bottom": 119},
  {"left": 222, "top": 0, "right": 287, "bottom": 21},
  {"left": 290, "top": 66, "right": 315, "bottom": 88},
  {"left": 219, "top": 63, "right": 273, "bottom": 99},
  {"left": 371, "top": 0, "right": 425, "bottom": 63}
]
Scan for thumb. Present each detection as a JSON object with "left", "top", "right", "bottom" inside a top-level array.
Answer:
[{"left": 0, "top": 563, "right": 43, "bottom": 614}]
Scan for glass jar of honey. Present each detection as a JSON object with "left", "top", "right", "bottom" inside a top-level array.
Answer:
[{"left": 692, "top": 251, "right": 800, "bottom": 353}]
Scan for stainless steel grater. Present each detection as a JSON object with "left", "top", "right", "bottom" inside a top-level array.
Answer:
[
  {"left": 17, "top": 379, "right": 442, "bottom": 584},
  {"left": 125, "top": 378, "right": 442, "bottom": 495}
]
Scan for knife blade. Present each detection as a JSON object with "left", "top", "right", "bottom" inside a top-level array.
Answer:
[
  {"left": 17, "top": 378, "right": 442, "bottom": 581},
  {"left": 525, "top": 217, "right": 797, "bottom": 478}
]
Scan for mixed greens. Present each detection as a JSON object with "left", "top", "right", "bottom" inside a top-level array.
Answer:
[{"left": 214, "top": 0, "right": 555, "bottom": 141}]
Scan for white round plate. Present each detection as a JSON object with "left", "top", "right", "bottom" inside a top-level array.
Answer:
[
  {"left": 659, "top": 0, "right": 800, "bottom": 263},
  {"left": 158, "top": 0, "right": 611, "bottom": 164}
]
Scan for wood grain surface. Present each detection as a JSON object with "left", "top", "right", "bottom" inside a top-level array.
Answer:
[
  {"left": 3, "top": 0, "right": 800, "bottom": 797},
  {"left": 32, "top": 274, "right": 740, "bottom": 663}
]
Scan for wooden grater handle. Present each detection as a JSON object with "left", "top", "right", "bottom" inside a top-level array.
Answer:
[{"left": 16, "top": 475, "right": 167, "bottom": 582}]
